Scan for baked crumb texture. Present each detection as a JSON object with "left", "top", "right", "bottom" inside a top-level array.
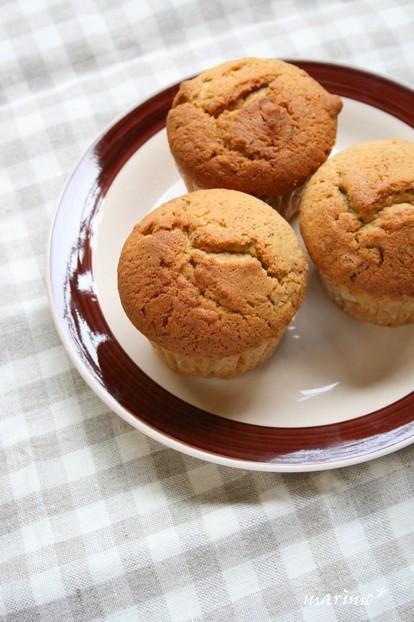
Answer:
[
  {"left": 118, "top": 189, "right": 308, "bottom": 377},
  {"left": 166, "top": 58, "right": 342, "bottom": 220},
  {"left": 300, "top": 138, "right": 414, "bottom": 326}
]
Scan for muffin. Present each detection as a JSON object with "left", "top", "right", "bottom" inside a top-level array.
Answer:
[
  {"left": 166, "top": 57, "right": 342, "bottom": 221},
  {"left": 118, "top": 189, "right": 308, "bottom": 378},
  {"left": 299, "top": 138, "right": 414, "bottom": 326}
]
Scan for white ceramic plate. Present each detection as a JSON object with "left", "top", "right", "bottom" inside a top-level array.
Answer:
[{"left": 47, "top": 62, "right": 414, "bottom": 471}]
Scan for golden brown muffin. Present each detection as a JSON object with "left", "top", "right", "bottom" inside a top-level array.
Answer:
[
  {"left": 118, "top": 189, "right": 308, "bottom": 378},
  {"left": 166, "top": 57, "right": 342, "bottom": 221},
  {"left": 299, "top": 138, "right": 414, "bottom": 326}
]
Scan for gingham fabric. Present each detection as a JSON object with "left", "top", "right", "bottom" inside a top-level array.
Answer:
[{"left": 1, "top": 1, "right": 413, "bottom": 621}]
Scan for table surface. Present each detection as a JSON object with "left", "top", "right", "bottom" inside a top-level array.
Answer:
[{"left": 1, "top": 1, "right": 413, "bottom": 621}]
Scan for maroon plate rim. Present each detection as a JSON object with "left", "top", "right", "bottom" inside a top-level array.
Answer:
[{"left": 48, "top": 61, "right": 414, "bottom": 469}]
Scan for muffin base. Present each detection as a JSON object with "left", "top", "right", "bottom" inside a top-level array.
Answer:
[
  {"left": 179, "top": 170, "right": 307, "bottom": 222},
  {"left": 150, "top": 334, "right": 285, "bottom": 379},
  {"left": 261, "top": 181, "right": 309, "bottom": 222},
  {"left": 320, "top": 276, "right": 414, "bottom": 326}
]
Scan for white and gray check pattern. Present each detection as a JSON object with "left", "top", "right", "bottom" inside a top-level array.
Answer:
[{"left": 1, "top": 0, "right": 413, "bottom": 620}]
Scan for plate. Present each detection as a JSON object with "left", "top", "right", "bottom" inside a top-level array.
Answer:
[{"left": 47, "top": 61, "right": 414, "bottom": 471}]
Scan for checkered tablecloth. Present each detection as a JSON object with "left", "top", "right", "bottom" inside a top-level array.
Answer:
[{"left": 1, "top": 1, "right": 413, "bottom": 620}]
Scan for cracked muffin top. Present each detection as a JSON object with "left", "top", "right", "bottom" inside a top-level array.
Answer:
[
  {"left": 299, "top": 138, "right": 414, "bottom": 298},
  {"left": 166, "top": 58, "right": 342, "bottom": 197},
  {"left": 117, "top": 189, "right": 308, "bottom": 359}
]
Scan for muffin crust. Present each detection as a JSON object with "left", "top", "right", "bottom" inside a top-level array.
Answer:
[
  {"left": 118, "top": 189, "right": 308, "bottom": 360},
  {"left": 300, "top": 139, "right": 414, "bottom": 300},
  {"left": 166, "top": 58, "right": 342, "bottom": 198}
]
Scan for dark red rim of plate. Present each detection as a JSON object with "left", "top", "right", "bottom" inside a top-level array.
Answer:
[{"left": 48, "top": 61, "right": 414, "bottom": 468}]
